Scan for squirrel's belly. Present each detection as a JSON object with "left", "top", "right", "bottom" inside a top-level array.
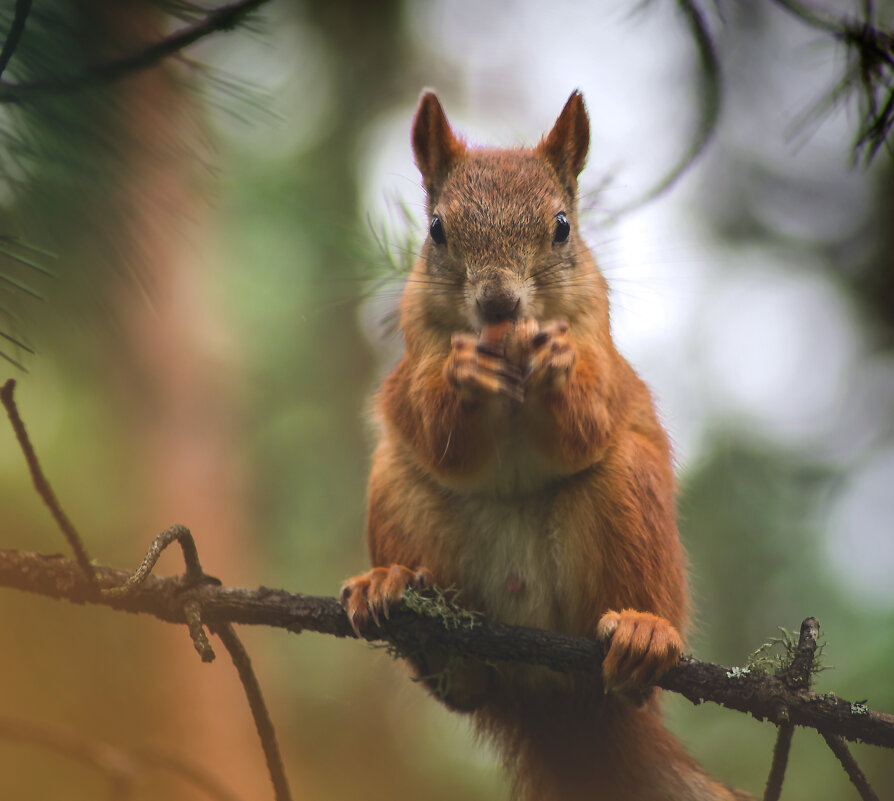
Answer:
[{"left": 448, "top": 493, "right": 570, "bottom": 631}]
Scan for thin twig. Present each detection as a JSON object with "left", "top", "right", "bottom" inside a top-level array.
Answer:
[
  {"left": 772, "top": 0, "right": 841, "bottom": 34},
  {"left": 822, "top": 733, "right": 881, "bottom": 801},
  {"left": 0, "top": 379, "right": 98, "bottom": 591},
  {"left": 212, "top": 623, "right": 293, "bottom": 801},
  {"left": 98, "top": 520, "right": 287, "bottom": 797},
  {"left": 0, "top": 713, "right": 137, "bottom": 798},
  {"left": 611, "top": 0, "right": 722, "bottom": 216},
  {"left": 2, "top": 547, "right": 893, "bottom": 751},
  {"left": 763, "top": 618, "right": 820, "bottom": 800},
  {"left": 0, "top": 713, "right": 245, "bottom": 801},
  {"left": 184, "top": 597, "right": 216, "bottom": 662},
  {"left": 863, "top": 0, "right": 873, "bottom": 25},
  {"left": 0, "top": 0, "right": 272, "bottom": 104},
  {"left": 0, "top": 0, "right": 32, "bottom": 79},
  {"left": 135, "top": 747, "right": 245, "bottom": 801},
  {"left": 100, "top": 523, "right": 219, "bottom": 659},
  {"left": 786, "top": 617, "right": 820, "bottom": 685},
  {"left": 101, "top": 523, "right": 207, "bottom": 596},
  {"left": 763, "top": 723, "right": 794, "bottom": 801}
]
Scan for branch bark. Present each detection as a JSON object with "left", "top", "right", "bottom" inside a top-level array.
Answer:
[
  {"left": 2, "top": 547, "right": 892, "bottom": 750},
  {"left": 763, "top": 617, "right": 818, "bottom": 801}
]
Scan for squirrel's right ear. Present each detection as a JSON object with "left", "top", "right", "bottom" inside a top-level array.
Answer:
[
  {"left": 538, "top": 91, "right": 590, "bottom": 192},
  {"left": 412, "top": 91, "right": 466, "bottom": 197}
]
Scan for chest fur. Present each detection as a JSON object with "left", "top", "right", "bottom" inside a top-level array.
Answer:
[{"left": 446, "top": 492, "right": 570, "bottom": 631}]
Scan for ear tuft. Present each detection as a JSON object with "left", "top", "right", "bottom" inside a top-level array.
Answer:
[
  {"left": 411, "top": 91, "right": 466, "bottom": 197},
  {"left": 537, "top": 90, "right": 590, "bottom": 190}
]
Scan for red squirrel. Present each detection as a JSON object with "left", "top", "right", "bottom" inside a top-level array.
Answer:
[{"left": 341, "top": 91, "right": 749, "bottom": 801}]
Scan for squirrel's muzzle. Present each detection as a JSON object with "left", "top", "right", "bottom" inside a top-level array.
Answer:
[{"left": 475, "top": 280, "right": 522, "bottom": 323}]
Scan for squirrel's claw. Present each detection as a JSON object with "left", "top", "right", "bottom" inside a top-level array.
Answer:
[
  {"left": 525, "top": 319, "right": 574, "bottom": 391},
  {"left": 340, "top": 577, "right": 372, "bottom": 636},
  {"left": 446, "top": 318, "right": 575, "bottom": 403},
  {"left": 496, "top": 318, "right": 575, "bottom": 394},
  {"left": 446, "top": 333, "right": 525, "bottom": 402},
  {"left": 597, "top": 609, "right": 683, "bottom": 699},
  {"left": 340, "top": 565, "right": 435, "bottom": 636}
]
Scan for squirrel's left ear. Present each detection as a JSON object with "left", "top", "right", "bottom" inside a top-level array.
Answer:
[
  {"left": 538, "top": 91, "right": 589, "bottom": 190},
  {"left": 412, "top": 91, "right": 466, "bottom": 199}
]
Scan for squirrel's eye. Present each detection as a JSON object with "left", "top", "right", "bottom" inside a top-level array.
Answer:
[
  {"left": 553, "top": 212, "right": 570, "bottom": 244},
  {"left": 430, "top": 216, "right": 447, "bottom": 246}
]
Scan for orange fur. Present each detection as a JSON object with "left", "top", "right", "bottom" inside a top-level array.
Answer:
[{"left": 342, "top": 91, "right": 749, "bottom": 800}]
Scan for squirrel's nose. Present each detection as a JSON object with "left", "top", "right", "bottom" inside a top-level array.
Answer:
[{"left": 476, "top": 285, "right": 521, "bottom": 322}]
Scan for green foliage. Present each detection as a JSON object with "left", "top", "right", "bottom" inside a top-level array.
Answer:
[
  {"left": 403, "top": 586, "right": 481, "bottom": 631},
  {"left": 745, "top": 627, "right": 798, "bottom": 677},
  {"left": 775, "top": 0, "right": 894, "bottom": 165},
  {"left": 0, "top": 235, "right": 55, "bottom": 369},
  {"left": 367, "top": 193, "right": 420, "bottom": 278},
  {"left": 725, "top": 625, "right": 827, "bottom": 680}
]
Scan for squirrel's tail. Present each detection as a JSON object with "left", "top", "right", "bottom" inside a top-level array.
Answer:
[{"left": 477, "top": 688, "right": 749, "bottom": 801}]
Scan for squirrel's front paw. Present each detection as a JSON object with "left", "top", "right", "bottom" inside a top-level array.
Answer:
[
  {"left": 504, "top": 318, "right": 575, "bottom": 392},
  {"left": 444, "top": 330, "right": 524, "bottom": 402},
  {"left": 597, "top": 609, "right": 683, "bottom": 700},
  {"left": 527, "top": 319, "right": 575, "bottom": 391},
  {"left": 340, "top": 565, "right": 434, "bottom": 636}
]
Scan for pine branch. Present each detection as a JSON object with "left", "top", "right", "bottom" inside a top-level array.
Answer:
[
  {"left": 0, "top": 0, "right": 32, "bottom": 80},
  {"left": 0, "top": 0, "right": 272, "bottom": 104},
  {"left": 610, "top": 0, "right": 722, "bottom": 216},
  {"left": 772, "top": 0, "right": 894, "bottom": 164}
]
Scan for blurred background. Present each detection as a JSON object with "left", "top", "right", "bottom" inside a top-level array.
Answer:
[{"left": 0, "top": 0, "right": 891, "bottom": 798}]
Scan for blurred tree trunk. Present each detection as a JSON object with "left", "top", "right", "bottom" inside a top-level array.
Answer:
[{"left": 66, "top": 2, "right": 267, "bottom": 798}]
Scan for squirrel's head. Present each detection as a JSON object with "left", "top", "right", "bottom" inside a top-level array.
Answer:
[{"left": 406, "top": 90, "right": 603, "bottom": 336}]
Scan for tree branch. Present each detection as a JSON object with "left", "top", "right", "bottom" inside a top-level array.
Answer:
[
  {"left": 0, "top": 0, "right": 32, "bottom": 80},
  {"left": 2, "top": 547, "right": 892, "bottom": 750},
  {"left": 763, "top": 724, "right": 793, "bottom": 801},
  {"left": 763, "top": 617, "right": 819, "bottom": 801},
  {"left": 0, "top": 379, "right": 98, "bottom": 591},
  {"left": 212, "top": 623, "right": 293, "bottom": 801},
  {"left": 1, "top": 378, "right": 293, "bottom": 799},
  {"left": 0, "top": 0, "right": 272, "bottom": 104},
  {"left": 610, "top": 0, "right": 722, "bottom": 216},
  {"left": 822, "top": 732, "right": 881, "bottom": 801}
]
